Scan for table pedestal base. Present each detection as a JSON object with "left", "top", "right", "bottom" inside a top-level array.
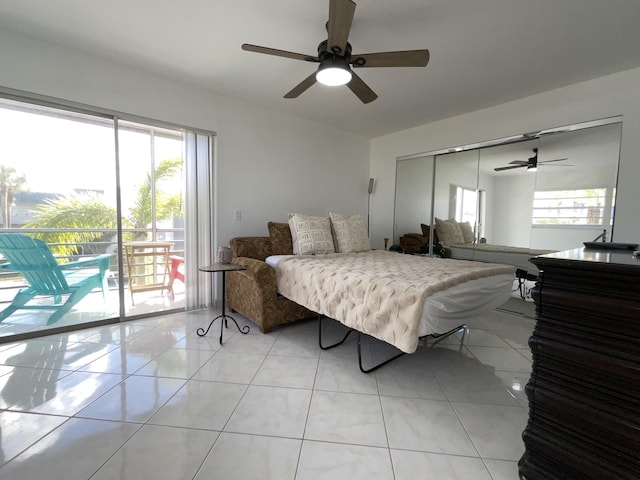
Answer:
[
  {"left": 197, "top": 263, "right": 250, "bottom": 344},
  {"left": 197, "top": 313, "right": 250, "bottom": 344}
]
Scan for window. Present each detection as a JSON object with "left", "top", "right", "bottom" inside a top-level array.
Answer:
[
  {"left": 452, "top": 185, "right": 486, "bottom": 239},
  {"left": 532, "top": 188, "right": 608, "bottom": 225}
]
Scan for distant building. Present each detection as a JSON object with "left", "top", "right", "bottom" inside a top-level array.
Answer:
[{"left": 9, "top": 190, "right": 104, "bottom": 227}]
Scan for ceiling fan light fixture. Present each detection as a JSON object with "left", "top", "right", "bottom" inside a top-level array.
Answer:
[
  {"left": 242, "top": 0, "right": 430, "bottom": 102},
  {"left": 527, "top": 164, "right": 538, "bottom": 172},
  {"left": 316, "top": 61, "right": 352, "bottom": 86}
]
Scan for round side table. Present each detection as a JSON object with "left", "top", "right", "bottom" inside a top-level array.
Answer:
[{"left": 198, "top": 263, "right": 250, "bottom": 344}]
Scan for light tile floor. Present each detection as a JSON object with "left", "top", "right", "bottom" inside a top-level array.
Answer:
[{"left": 0, "top": 304, "right": 534, "bottom": 479}]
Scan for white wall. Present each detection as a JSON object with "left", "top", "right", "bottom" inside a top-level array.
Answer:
[
  {"left": 0, "top": 28, "right": 371, "bottom": 250},
  {"left": 370, "top": 67, "right": 640, "bottom": 249}
]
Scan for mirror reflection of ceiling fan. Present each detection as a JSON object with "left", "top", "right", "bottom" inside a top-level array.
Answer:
[
  {"left": 241, "top": 0, "right": 430, "bottom": 103},
  {"left": 494, "top": 148, "right": 572, "bottom": 172}
]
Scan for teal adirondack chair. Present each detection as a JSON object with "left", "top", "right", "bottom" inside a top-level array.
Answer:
[{"left": 0, "top": 234, "right": 113, "bottom": 324}]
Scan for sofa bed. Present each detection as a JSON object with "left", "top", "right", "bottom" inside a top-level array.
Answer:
[{"left": 228, "top": 215, "right": 514, "bottom": 347}]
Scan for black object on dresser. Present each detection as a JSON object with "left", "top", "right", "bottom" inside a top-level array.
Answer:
[{"left": 519, "top": 248, "right": 640, "bottom": 480}]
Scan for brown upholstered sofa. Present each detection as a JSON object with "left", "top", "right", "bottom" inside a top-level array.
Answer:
[{"left": 226, "top": 223, "right": 315, "bottom": 333}]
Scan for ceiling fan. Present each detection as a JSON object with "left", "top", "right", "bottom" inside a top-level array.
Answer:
[
  {"left": 494, "top": 148, "right": 571, "bottom": 172},
  {"left": 241, "top": 0, "right": 430, "bottom": 104}
]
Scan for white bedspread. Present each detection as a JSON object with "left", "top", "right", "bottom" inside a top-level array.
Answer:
[{"left": 268, "top": 250, "right": 515, "bottom": 353}]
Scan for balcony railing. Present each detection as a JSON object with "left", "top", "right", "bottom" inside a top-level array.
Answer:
[{"left": 0, "top": 227, "right": 185, "bottom": 301}]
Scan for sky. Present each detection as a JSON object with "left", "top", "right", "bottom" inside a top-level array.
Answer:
[{"left": 0, "top": 103, "right": 182, "bottom": 210}]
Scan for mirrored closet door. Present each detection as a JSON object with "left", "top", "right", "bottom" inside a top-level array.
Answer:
[{"left": 394, "top": 119, "right": 622, "bottom": 315}]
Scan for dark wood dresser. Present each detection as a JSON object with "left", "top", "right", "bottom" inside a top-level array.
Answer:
[{"left": 519, "top": 248, "right": 640, "bottom": 480}]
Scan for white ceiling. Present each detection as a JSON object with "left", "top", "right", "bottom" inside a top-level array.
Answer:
[{"left": 1, "top": 0, "right": 640, "bottom": 138}]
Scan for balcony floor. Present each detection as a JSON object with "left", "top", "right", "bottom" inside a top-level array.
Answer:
[{"left": 0, "top": 284, "right": 185, "bottom": 340}]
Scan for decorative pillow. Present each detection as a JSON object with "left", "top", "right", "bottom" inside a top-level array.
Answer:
[
  {"left": 328, "top": 212, "right": 371, "bottom": 253},
  {"left": 435, "top": 217, "right": 465, "bottom": 246},
  {"left": 446, "top": 218, "right": 466, "bottom": 244},
  {"left": 459, "top": 221, "right": 475, "bottom": 244},
  {"left": 267, "top": 222, "right": 294, "bottom": 255},
  {"left": 288, "top": 213, "right": 335, "bottom": 255}
]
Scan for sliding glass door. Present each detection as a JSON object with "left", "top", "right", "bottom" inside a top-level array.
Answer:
[
  {"left": 117, "top": 120, "right": 186, "bottom": 316},
  {"left": 0, "top": 96, "right": 201, "bottom": 340}
]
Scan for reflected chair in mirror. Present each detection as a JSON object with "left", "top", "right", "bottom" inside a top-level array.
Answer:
[
  {"left": 0, "top": 234, "right": 113, "bottom": 325},
  {"left": 399, "top": 232, "right": 427, "bottom": 254}
]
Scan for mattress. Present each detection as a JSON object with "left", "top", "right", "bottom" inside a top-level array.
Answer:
[{"left": 266, "top": 251, "right": 514, "bottom": 352}]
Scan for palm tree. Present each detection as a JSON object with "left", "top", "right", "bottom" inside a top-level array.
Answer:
[
  {"left": 25, "top": 158, "right": 183, "bottom": 257},
  {"left": 27, "top": 192, "right": 117, "bottom": 256},
  {"left": 126, "top": 157, "right": 183, "bottom": 242},
  {"left": 0, "top": 165, "right": 28, "bottom": 229}
]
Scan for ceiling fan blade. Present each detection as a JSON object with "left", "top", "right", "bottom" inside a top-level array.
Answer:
[
  {"left": 351, "top": 50, "right": 430, "bottom": 68},
  {"left": 327, "top": 0, "right": 356, "bottom": 54},
  {"left": 347, "top": 71, "right": 378, "bottom": 104},
  {"left": 539, "top": 158, "right": 569, "bottom": 164},
  {"left": 494, "top": 165, "right": 527, "bottom": 171},
  {"left": 508, "top": 160, "right": 529, "bottom": 166},
  {"left": 540, "top": 164, "right": 574, "bottom": 167},
  {"left": 284, "top": 73, "right": 318, "bottom": 99},
  {"left": 242, "top": 44, "right": 318, "bottom": 62}
]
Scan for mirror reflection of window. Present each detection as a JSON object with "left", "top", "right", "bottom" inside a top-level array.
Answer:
[
  {"left": 532, "top": 188, "right": 608, "bottom": 226},
  {"left": 451, "top": 185, "right": 486, "bottom": 241},
  {"left": 435, "top": 149, "right": 480, "bottom": 226}
]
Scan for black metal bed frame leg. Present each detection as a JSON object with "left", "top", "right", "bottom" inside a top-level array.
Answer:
[
  {"left": 427, "top": 324, "right": 467, "bottom": 350},
  {"left": 317, "top": 315, "right": 468, "bottom": 374},
  {"left": 318, "top": 315, "right": 353, "bottom": 350},
  {"left": 357, "top": 325, "right": 466, "bottom": 373},
  {"left": 317, "top": 315, "right": 405, "bottom": 373},
  {"left": 459, "top": 326, "right": 468, "bottom": 349},
  {"left": 357, "top": 332, "right": 406, "bottom": 374}
]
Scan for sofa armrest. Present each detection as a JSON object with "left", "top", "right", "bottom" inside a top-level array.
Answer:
[{"left": 230, "top": 257, "right": 277, "bottom": 298}]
